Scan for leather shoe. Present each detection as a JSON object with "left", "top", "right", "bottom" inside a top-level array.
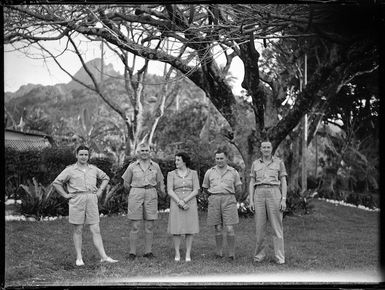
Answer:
[
  {"left": 128, "top": 254, "right": 136, "bottom": 260},
  {"left": 143, "top": 252, "right": 155, "bottom": 259}
]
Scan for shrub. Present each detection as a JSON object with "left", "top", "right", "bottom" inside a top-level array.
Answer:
[
  {"left": 237, "top": 200, "right": 254, "bottom": 218},
  {"left": 196, "top": 191, "right": 209, "bottom": 212},
  {"left": 5, "top": 174, "right": 20, "bottom": 200},
  {"left": 307, "top": 175, "right": 319, "bottom": 189},
  {"left": 345, "top": 192, "right": 377, "bottom": 209},
  {"left": 360, "top": 194, "right": 376, "bottom": 209},
  {"left": 17, "top": 178, "right": 68, "bottom": 220},
  {"left": 5, "top": 147, "right": 42, "bottom": 187},
  {"left": 90, "top": 156, "right": 114, "bottom": 178},
  {"left": 317, "top": 188, "right": 345, "bottom": 201},
  {"left": 98, "top": 183, "right": 127, "bottom": 215},
  {"left": 345, "top": 192, "right": 361, "bottom": 206},
  {"left": 285, "top": 189, "right": 315, "bottom": 217},
  {"left": 40, "top": 147, "right": 76, "bottom": 184}
]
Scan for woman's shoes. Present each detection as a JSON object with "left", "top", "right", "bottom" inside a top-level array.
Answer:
[{"left": 175, "top": 256, "right": 191, "bottom": 262}]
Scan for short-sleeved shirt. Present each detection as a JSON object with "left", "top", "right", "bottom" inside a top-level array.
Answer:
[
  {"left": 53, "top": 163, "right": 110, "bottom": 193},
  {"left": 122, "top": 160, "right": 165, "bottom": 192},
  {"left": 202, "top": 165, "right": 242, "bottom": 195},
  {"left": 250, "top": 156, "right": 287, "bottom": 186}
]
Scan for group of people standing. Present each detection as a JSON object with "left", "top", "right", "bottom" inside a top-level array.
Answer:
[{"left": 53, "top": 141, "right": 287, "bottom": 267}]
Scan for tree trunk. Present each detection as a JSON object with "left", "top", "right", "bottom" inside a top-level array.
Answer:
[
  {"left": 289, "top": 135, "right": 300, "bottom": 192},
  {"left": 321, "top": 166, "right": 338, "bottom": 193}
]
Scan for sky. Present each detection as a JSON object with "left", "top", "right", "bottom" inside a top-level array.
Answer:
[{"left": 4, "top": 39, "right": 245, "bottom": 94}]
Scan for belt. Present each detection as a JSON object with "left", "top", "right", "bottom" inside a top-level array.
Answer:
[
  {"left": 131, "top": 185, "right": 155, "bottom": 189},
  {"left": 209, "top": 192, "right": 234, "bottom": 196},
  {"left": 255, "top": 184, "right": 278, "bottom": 188}
]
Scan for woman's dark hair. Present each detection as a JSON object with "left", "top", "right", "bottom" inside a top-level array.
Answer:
[
  {"left": 76, "top": 145, "right": 90, "bottom": 154},
  {"left": 175, "top": 152, "right": 192, "bottom": 168}
]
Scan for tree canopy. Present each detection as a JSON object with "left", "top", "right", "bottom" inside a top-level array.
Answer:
[{"left": 4, "top": 3, "right": 381, "bottom": 177}]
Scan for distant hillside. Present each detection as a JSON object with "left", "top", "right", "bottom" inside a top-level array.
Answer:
[
  {"left": 5, "top": 83, "right": 44, "bottom": 102},
  {"left": 4, "top": 58, "right": 205, "bottom": 134}
]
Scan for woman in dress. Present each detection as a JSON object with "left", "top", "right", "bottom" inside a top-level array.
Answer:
[{"left": 167, "top": 152, "right": 200, "bottom": 262}]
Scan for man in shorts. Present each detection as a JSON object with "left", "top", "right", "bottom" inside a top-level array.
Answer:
[
  {"left": 202, "top": 147, "right": 242, "bottom": 261},
  {"left": 122, "top": 143, "right": 165, "bottom": 260},
  {"left": 53, "top": 145, "right": 118, "bottom": 266}
]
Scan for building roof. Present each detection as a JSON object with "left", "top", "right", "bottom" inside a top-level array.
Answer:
[{"left": 4, "top": 129, "right": 53, "bottom": 151}]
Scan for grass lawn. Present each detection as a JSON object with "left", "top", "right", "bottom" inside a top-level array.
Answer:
[{"left": 5, "top": 199, "right": 382, "bottom": 286}]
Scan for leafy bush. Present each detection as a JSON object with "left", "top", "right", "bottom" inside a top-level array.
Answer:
[
  {"left": 237, "top": 201, "right": 254, "bottom": 218},
  {"left": 285, "top": 189, "right": 315, "bottom": 217},
  {"left": 5, "top": 147, "right": 42, "bottom": 188},
  {"left": 307, "top": 175, "right": 320, "bottom": 189},
  {"left": 345, "top": 192, "right": 377, "bottom": 209},
  {"left": 196, "top": 191, "right": 209, "bottom": 212},
  {"left": 5, "top": 174, "right": 20, "bottom": 200},
  {"left": 360, "top": 194, "right": 377, "bottom": 209},
  {"left": 90, "top": 156, "right": 114, "bottom": 178},
  {"left": 317, "top": 188, "right": 377, "bottom": 209},
  {"left": 17, "top": 178, "right": 68, "bottom": 220},
  {"left": 98, "top": 183, "right": 127, "bottom": 215},
  {"left": 40, "top": 147, "right": 76, "bottom": 184},
  {"left": 317, "top": 188, "right": 345, "bottom": 201}
]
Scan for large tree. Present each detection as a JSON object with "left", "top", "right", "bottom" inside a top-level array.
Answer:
[{"left": 4, "top": 3, "right": 380, "bottom": 185}]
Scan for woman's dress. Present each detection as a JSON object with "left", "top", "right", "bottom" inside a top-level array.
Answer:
[{"left": 167, "top": 169, "right": 200, "bottom": 234}]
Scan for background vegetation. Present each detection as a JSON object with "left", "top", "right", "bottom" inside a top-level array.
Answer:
[{"left": 4, "top": 3, "right": 379, "bottom": 220}]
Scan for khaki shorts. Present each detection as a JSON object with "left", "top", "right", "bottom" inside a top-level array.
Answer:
[
  {"left": 207, "top": 194, "right": 239, "bottom": 226},
  {"left": 68, "top": 193, "right": 99, "bottom": 224},
  {"left": 127, "top": 187, "right": 158, "bottom": 220}
]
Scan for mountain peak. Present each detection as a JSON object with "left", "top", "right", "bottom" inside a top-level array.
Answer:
[{"left": 69, "top": 58, "right": 121, "bottom": 88}]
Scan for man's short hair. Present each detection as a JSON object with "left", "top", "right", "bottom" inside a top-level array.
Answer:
[
  {"left": 76, "top": 145, "right": 90, "bottom": 154},
  {"left": 138, "top": 143, "right": 150, "bottom": 149},
  {"left": 215, "top": 146, "right": 229, "bottom": 157},
  {"left": 260, "top": 140, "right": 272, "bottom": 146},
  {"left": 136, "top": 143, "right": 150, "bottom": 154}
]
